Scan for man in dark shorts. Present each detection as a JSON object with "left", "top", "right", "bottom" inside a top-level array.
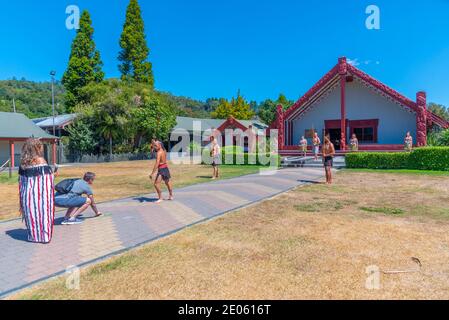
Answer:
[
  {"left": 55, "top": 172, "right": 102, "bottom": 225},
  {"left": 150, "top": 141, "right": 174, "bottom": 203},
  {"left": 322, "top": 136, "right": 336, "bottom": 184}
]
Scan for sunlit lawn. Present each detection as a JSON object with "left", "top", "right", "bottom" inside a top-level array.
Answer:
[{"left": 13, "top": 170, "right": 449, "bottom": 300}]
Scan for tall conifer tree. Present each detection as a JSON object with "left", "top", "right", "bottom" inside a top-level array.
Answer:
[
  {"left": 62, "top": 10, "right": 104, "bottom": 112},
  {"left": 118, "top": 0, "right": 154, "bottom": 86}
]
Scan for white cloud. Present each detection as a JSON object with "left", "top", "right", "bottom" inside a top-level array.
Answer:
[
  {"left": 348, "top": 58, "right": 381, "bottom": 66},
  {"left": 347, "top": 58, "right": 360, "bottom": 66}
]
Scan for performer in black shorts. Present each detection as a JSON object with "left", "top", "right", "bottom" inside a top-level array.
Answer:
[
  {"left": 150, "top": 141, "right": 174, "bottom": 203},
  {"left": 322, "top": 135, "right": 335, "bottom": 184}
]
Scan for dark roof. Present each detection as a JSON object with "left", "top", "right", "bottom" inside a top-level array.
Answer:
[
  {"left": 33, "top": 114, "right": 78, "bottom": 128},
  {"left": 0, "top": 112, "right": 57, "bottom": 139}
]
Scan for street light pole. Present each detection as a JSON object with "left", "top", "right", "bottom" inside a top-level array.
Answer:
[{"left": 50, "top": 71, "right": 56, "bottom": 137}]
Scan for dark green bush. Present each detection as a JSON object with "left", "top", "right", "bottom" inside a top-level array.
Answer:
[
  {"left": 408, "top": 147, "right": 449, "bottom": 171},
  {"left": 345, "top": 152, "right": 410, "bottom": 169},
  {"left": 345, "top": 147, "right": 449, "bottom": 171}
]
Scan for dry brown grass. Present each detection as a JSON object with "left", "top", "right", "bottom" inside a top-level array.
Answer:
[
  {"left": 0, "top": 161, "right": 260, "bottom": 221},
  {"left": 13, "top": 170, "right": 449, "bottom": 300}
]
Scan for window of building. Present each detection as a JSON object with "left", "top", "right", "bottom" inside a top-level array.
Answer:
[{"left": 353, "top": 127, "right": 375, "bottom": 143}]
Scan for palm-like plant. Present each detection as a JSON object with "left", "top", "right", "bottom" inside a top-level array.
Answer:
[{"left": 93, "top": 93, "right": 128, "bottom": 159}]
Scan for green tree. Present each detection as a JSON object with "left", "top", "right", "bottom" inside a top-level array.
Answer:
[
  {"left": 118, "top": 0, "right": 153, "bottom": 86},
  {"left": 62, "top": 10, "right": 104, "bottom": 112},
  {"left": 75, "top": 81, "right": 129, "bottom": 157},
  {"left": 438, "top": 129, "right": 449, "bottom": 146},
  {"left": 428, "top": 103, "right": 449, "bottom": 121},
  {"left": 0, "top": 79, "right": 65, "bottom": 118},
  {"left": 257, "top": 93, "right": 294, "bottom": 125},
  {"left": 211, "top": 98, "right": 232, "bottom": 119},
  {"left": 130, "top": 94, "right": 177, "bottom": 147},
  {"left": 66, "top": 119, "right": 97, "bottom": 161},
  {"left": 93, "top": 94, "right": 128, "bottom": 159},
  {"left": 211, "top": 91, "right": 255, "bottom": 120},
  {"left": 74, "top": 80, "right": 176, "bottom": 154}
]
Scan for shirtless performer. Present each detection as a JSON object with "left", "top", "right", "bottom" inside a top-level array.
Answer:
[{"left": 150, "top": 141, "right": 174, "bottom": 203}]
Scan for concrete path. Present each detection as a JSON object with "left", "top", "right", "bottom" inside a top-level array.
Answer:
[{"left": 0, "top": 167, "right": 324, "bottom": 298}]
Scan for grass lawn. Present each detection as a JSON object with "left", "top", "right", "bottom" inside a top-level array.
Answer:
[
  {"left": 0, "top": 172, "right": 17, "bottom": 184},
  {"left": 13, "top": 170, "right": 449, "bottom": 300},
  {"left": 0, "top": 160, "right": 262, "bottom": 221}
]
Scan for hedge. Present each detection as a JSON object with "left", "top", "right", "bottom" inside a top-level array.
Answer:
[
  {"left": 409, "top": 147, "right": 449, "bottom": 171},
  {"left": 345, "top": 147, "right": 449, "bottom": 171}
]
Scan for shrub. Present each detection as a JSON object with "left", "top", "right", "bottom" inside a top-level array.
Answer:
[
  {"left": 345, "top": 152, "right": 410, "bottom": 169},
  {"left": 408, "top": 147, "right": 449, "bottom": 171},
  {"left": 437, "top": 129, "right": 449, "bottom": 146},
  {"left": 345, "top": 147, "right": 449, "bottom": 171}
]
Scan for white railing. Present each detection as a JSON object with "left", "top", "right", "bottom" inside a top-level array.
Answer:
[{"left": 0, "top": 159, "right": 10, "bottom": 173}]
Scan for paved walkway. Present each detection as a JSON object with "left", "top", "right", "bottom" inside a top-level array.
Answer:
[{"left": 0, "top": 167, "right": 324, "bottom": 297}]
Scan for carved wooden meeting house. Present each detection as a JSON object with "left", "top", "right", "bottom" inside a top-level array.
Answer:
[{"left": 271, "top": 57, "right": 449, "bottom": 156}]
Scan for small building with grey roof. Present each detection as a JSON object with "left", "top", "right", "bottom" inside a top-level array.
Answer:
[{"left": 0, "top": 112, "right": 58, "bottom": 167}]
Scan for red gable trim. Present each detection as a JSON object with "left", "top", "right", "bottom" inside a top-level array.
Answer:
[
  {"left": 216, "top": 116, "right": 248, "bottom": 132},
  {"left": 428, "top": 111, "right": 449, "bottom": 129},
  {"left": 346, "top": 64, "right": 417, "bottom": 113},
  {"left": 284, "top": 65, "right": 339, "bottom": 120}
]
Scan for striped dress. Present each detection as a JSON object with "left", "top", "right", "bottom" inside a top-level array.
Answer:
[{"left": 18, "top": 165, "right": 55, "bottom": 244}]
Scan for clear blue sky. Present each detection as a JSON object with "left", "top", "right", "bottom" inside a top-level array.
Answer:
[{"left": 1, "top": 0, "right": 448, "bottom": 106}]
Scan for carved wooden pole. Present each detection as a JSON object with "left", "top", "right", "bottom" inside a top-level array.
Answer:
[
  {"left": 416, "top": 91, "right": 427, "bottom": 147},
  {"left": 338, "top": 57, "right": 347, "bottom": 150},
  {"left": 276, "top": 104, "right": 285, "bottom": 151}
]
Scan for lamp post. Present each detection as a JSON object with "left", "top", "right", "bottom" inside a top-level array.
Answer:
[{"left": 50, "top": 71, "right": 56, "bottom": 136}]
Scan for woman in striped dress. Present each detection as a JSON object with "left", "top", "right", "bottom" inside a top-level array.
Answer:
[{"left": 18, "top": 138, "right": 56, "bottom": 243}]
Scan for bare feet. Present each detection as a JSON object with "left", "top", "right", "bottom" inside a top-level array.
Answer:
[
  {"left": 155, "top": 199, "right": 163, "bottom": 204},
  {"left": 167, "top": 195, "right": 174, "bottom": 201},
  {"left": 94, "top": 212, "right": 103, "bottom": 217}
]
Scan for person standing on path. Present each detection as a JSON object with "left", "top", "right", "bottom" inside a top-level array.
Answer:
[
  {"left": 322, "top": 135, "right": 336, "bottom": 184},
  {"left": 210, "top": 136, "right": 221, "bottom": 179},
  {"left": 299, "top": 136, "right": 308, "bottom": 158},
  {"left": 312, "top": 132, "right": 321, "bottom": 161},
  {"left": 18, "top": 138, "right": 56, "bottom": 243},
  {"left": 404, "top": 131, "right": 413, "bottom": 152},
  {"left": 349, "top": 133, "right": 359, "bottom": 152},
  {"left": 150, "top": 141, "right": 174, "bottom": 203}
]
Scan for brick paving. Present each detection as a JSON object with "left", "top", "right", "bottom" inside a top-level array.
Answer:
[{"left": 0, "top": 167, "right": 324, "bottom": 297}]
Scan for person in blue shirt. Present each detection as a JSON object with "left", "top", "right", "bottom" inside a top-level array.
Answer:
[{"left": 55, "top": 172, "right": 102, "bottom": 225}]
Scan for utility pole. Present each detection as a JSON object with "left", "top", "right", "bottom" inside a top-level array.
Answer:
[
  {"left": 12, "top": 98, "right": 16, "bottom": 113},
  {"left": 50, "top": 71, "right": 56, "bottom": 136}
]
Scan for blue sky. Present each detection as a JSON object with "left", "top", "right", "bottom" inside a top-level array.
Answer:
[{"left": 0, "top": 0, "right": 448, "bottom": 106}]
